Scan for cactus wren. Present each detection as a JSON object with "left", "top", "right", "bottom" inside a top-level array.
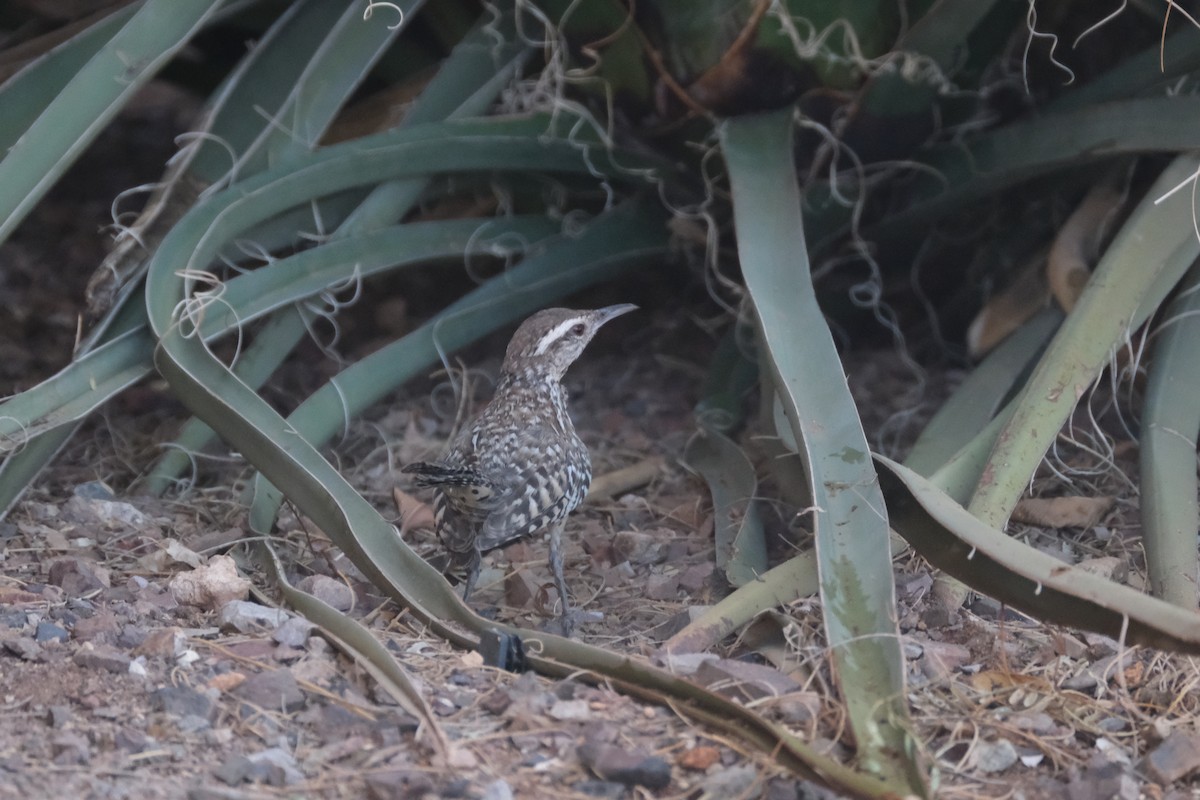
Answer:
[{"left": 403, "top": 304, "right": 636, "bottom": 627}]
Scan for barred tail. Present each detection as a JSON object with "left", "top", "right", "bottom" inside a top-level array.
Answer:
[{"left": 402, "top": 461, "right": 488, "bottom": 489}]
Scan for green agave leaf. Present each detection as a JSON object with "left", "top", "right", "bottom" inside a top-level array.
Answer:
[
  {"left": 246, "top": 0, "right": 421, "bottom": 172},
  {"left": 257, "top": 541, "right": 447, "bottom": 754},
  {"left": 969, "top": 153, "right": 1200, "bottom": 527},
  {"left": 721, "top": 109, "right": 925, "bottom": 795},
  {"left": 0, "top": 3, "right": 138, "bottom": 155},
  {"left": 878, "top": 455, "right": 1200, "bottom": 653},
  {"left": 0, "top": 0, "right": 222, "bottom": 248},
  {"left": 0, "top": 424, "right": 82, "bottom": 521},
  {"left": 873, "top": 98, "right": 1200, "bottom": 243},
  {"left": 683, "top": 425, "right": 767, "bottom": 588},
  {"left": 905, "top": 308, "right": 1061, "bottom": 476},
  {"left": 139, "top": 306, "right": 310, "bottom": 496},
  {"left": 1141, "top": 261, "right": 1200, "bottom": 607}
]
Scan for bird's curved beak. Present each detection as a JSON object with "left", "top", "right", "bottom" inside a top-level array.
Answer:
[{"left": 595, "top": 303, "right": 638, "bottom": 326}]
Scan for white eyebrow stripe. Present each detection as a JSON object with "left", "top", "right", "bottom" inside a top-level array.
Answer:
[{"left": 533, "top": 317, "right": 585, "bottom": 355}]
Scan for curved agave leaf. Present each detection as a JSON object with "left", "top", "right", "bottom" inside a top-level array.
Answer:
[
  {"left": 0, "top": 0, "right": 222, "bottom": 247},
  {"left": 878, "top": 456, "right": 1200, "bottom": 653},
  {"left": 721, "top": 110, "right": 926, "bottom": 795},
  {"left": 1141, "top": 262, "right": 1200, "bottom": 607},
  {"left": 969, "top": 153, "right": 1200, "bottom": 526}
]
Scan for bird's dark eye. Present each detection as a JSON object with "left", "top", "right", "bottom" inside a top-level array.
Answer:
[{"left": 570, "top": 323, "right": 586, "bottom": 336}]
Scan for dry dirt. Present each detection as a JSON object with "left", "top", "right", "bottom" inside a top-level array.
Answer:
[{"left": 2, "top": 89, "right": 1200, "bottom": 800}]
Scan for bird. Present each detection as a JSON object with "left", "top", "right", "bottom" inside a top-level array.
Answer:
[{"left": 403, "top": 304, "right": 637, "bottom": 631}]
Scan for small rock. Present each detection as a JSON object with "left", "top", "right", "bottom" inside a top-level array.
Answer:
[
  {"left": 73, "top": 644, "right": 131, "bottom": 674},
  {"left": 1144, "top": 730, "right": 1200, "bottom": 783},
  {"left": 677, "top": 563, "right": 714, "bottom": 594},
  {"left": 114, "top": 727, "right": 151, "bottom": 753},
  {"left": 702, "top": 765, "right": 757, "bottom": 797},
  {"left": 47, "top": 557, "right": 109, "bottom": 596},
  {"left": 504, "top": 569, "right": 539, "bottom": 609},
  {"left": 246, "top": 747, "right": 304, "bottom": 786},
  {"left": 62, "top": 494, "right": 150, "bottom": 533},
  {"left": 133, "top": 627, "right": 183, "bottom": 659},
  {"left": 218, "top": 600, "right": 289, "bottom": 633},
  {"left": 678, "top": 745, "right": 720, "bottom": 771},
  {"left": 480, "top": 779, "right": 513, "bottom": 800},
  {"left": 1010, "top": 711, "right": 1055, "bottom": 735},
  {"left": 654, "top": 651, "right": 719, "bottom": 674},
  {"left": 365, "top": 770, "right": 434, "bottom": 800},
  {"left": 207, "top": 672, "right": 247, "bottom": 693},
  {"left": 1083, "top": 633, "right": 1120, "bottom": 657},
  {"left": 47, "top": 705, "right": 72, "bottom": 728},
  {"left": 610, "top": 530, "right": 661, "bottom": 565},
  {"left": 573, "top": 780, "right": 626, "bottom": 799},
  {"left": 446, "top": 746, "right": 478, "bottom": 769},
  {"left": 480, "top": 689, "right": 512, "bottom": 715},
  {"left": 151, "top": 686, "right": 215, "bottom": 720},
  {"left": 34, "top": 622, "right": 69, "bottom": 643},
  {"left": 648, "top": 607, "right": 711, "bottom": 642},
  {"left": 773, "top": 692, "right": 821, "bottom": 725},
  {"left": 271, "top": 616, "right": 315, "bottom": 648},
  {"left": 0, "top": 610, "right": 28, "bottom": 629},
  {"left": 233, "top": 669, "right": 306, "bottom": 712},
  {"left": 1067, "top": 758, "right": 1137, "bottom": 800},
  {"left": 645, "top": 573, "right": 679, "bottom": 601},
  {"left": 694, "top": 658, "right": 800, "bottom": 701},
  {"left": 970, "top": 739, "right": 1018, "bottom": 773},
  {"left": 1061, "top": 671, "right": 1099, "bottom": 692},
  {"left": 920, "top": 640, "right": 971, "bottom": 680},
  {"left": 296, "top": 574, "right": 354, "bottom": 612},
  {"left": 51, "top": 732, "right": 90, "bottom": 765},
  {"left": 169, "top": 555, "right": 251, "bottom": 611},
  {"left": 71, "top": 611, "right": 118, "bottom": 644},
  {"left": 578, "top": 741, "right": 671, "bottom": 790},
  {"left": 73, "top": 481, "right": 115, "bottom": 500},
  {"left": 213, "top": 754, "right": 255, "bottom": 785},
  {"left": 3, "top": 637, "right": 41, "bottom": 660},
  {"left": 548, "top": 699, "right": 592, "bottom": 721}
]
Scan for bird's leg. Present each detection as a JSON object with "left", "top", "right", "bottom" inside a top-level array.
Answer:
[
  {"left": 460, "top": 547, "right": 482, "bottom": 603},
  {"left": 548, "top": 521, "right": 572, "bottom": 632}
]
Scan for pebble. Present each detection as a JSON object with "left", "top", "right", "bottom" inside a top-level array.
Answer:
[
  {"left": 1144, "top": 730, "right": 1200, "bottom": 783},
  {"left": 150, "top": 686, "right": 216, "bottom": 720},
  {"left": 480, "top": 779, "right": 513, "bottom": 800},
  {"left": 970, "top": 739, "right": 1018, "bottom": 773},
  {"left": 573, "top": 780, "right": 628, "bottom": 799},
  {"left": 35, "top": 621, "right": 69, "bottom": 643},
  {"left": 678, "top": 745, "right": 720, "bottom": 771},
  {"left": 73, "top": 644, "right": 131, "bottom": 674},
  {"left": 170, "top": 556, "right": 252, "bottom": 611},
  {"left": 217, "top": 600, "right": 289, "bottom": 633},
  {"left": 548, "top": 699, "right": 592, "bottom": 721},
  {"left": 271, "top": 616, "right": 315, "bottom": 648},
  {"left": 50, "top": 732, "right": 90, "bottom": 765},
  {"left": 3, "top": 637, "right": 41, "bottom": 660},
  {"left": 702, "top": 765, "right": 757, "bottom": 797},
  {"left": 245, "top": 747, "right": 304, "bottom": 786},
  {"left": 296, "top": 574, "right": 355, "bottom": 612},
  {"left": 364, "top": 770, "right": 434, "bottom": 800},
  {"left": 233, "top": 669, "right": 306, "bottom": 712},
  {"left": 578, "top": 741, "right": 671, "bottom": 790},
  {"left": 47, "top": 557, "right": 109, "bottom": 596}
]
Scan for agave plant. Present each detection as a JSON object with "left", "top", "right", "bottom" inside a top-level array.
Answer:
[{"left": 4, "top": 1, "right": 1200, "bottom": 795}]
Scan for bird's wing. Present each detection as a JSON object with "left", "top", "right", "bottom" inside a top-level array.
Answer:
[{"left": 476, "top": 427, "right": 583, "bottom": 552}]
